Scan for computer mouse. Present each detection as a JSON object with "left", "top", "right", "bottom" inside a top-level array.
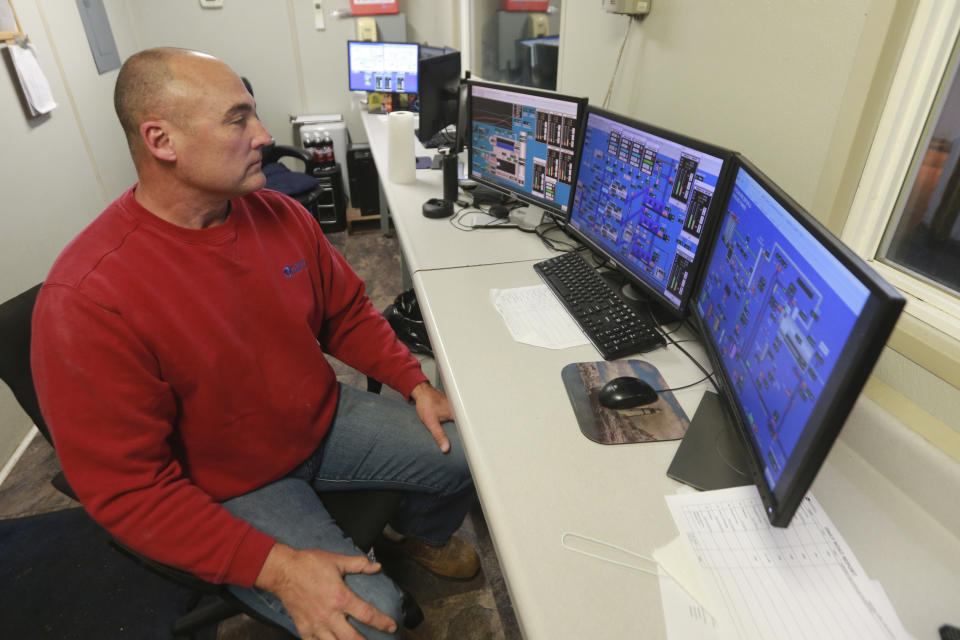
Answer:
[
  {"left": 598, "top": 376, "right": 659, "bottom": 410},
  {"left": 488, "top": 204, "right": 509, "bottom": 218}
]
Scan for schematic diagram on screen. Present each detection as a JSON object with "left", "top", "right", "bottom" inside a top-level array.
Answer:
[
  {"left": 470, "top": 94, "right": 577, "bottom": 207},
  {"left": 570, "top": 122, "right": 719, "bottom": 306},
  {"left": 698, "top": 211, "right": 844, "bottom": 481}
]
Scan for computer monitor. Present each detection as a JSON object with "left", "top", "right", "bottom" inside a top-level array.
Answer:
[
  {"left": 517, "top": 35, "right": 558, "bottom": 89},
  {"left": 564, "top": 106, "right": 736, "bottom": 318},
  {"left": 467, "top": 80, "right": 587, "bottom": 215},
  {"left": 347, "top": 41, "right": 420, "bottom": 94},
  {"left": 668, "top": 156, "right": 905, "bottom": 527},
  {"left": 416, "top": 50, "right": 461, "bottom": 147},
  {"left": 419, "top": 44, "right": 456, "bottom": 59}
]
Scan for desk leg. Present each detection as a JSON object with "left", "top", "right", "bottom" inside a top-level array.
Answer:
[
  {"left": 379, "top": 180, "right": 391, "bottom": 236},
  {"left": 401, "top": 252, "right": 412, "bottom": 292}
]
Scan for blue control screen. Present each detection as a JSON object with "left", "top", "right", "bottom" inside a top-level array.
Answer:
[
  {"left": 568, "top": 111, "right": 726, "bottom": 309},
  {"left": 469, "top": 84, "right": 581, "bottom": 213},
  {"left": 695, "top": 167, "right": 870, "bottom": 490},
  {"left": 348, "top": 42, "right": 419, "bottom": 93}
]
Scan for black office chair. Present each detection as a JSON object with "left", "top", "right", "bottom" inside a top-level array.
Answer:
[
  {"left": 241, "top": 77, "right": 347, "bottom": 233},
  {"left": 0, "top": 284, "right": 422, "bottom": 638}
]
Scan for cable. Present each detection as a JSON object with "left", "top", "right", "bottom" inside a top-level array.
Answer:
[
  {"left": 663, "top": 320, "right": 719, "bottom": 394},
  {"left": 654, "top": 370, "right": 713, "bottom": 396},
  {"left": 535, "top": 222, "right": 581, "bottom": 252},
  {"left": 602, "top": 18, "right": 633, "bottom": 109}
]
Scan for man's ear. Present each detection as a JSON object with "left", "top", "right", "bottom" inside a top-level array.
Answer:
[{"left": 140, "top": 120, "right": 177, "bottom": 162}]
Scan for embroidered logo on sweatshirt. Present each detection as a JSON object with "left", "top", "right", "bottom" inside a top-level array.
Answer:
[{"left": 283, "top": 259, "right": 307, "bottom": 278}]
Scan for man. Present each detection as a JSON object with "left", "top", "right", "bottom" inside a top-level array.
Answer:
[{"left": 31, "top": 47, "right": 477, "bottom": 640}]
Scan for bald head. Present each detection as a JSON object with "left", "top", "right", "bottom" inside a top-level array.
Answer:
[{"left": 113, "top": 47, "right": 245, "bottom": 159}]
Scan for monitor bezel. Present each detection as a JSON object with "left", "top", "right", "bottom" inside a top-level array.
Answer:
[
  {"left": 688, "top": 155, "right": 905, "bottom": 526},
  {"left": 466, "top": 79, "right": 588, "bottom": 217},
  {"left": 563, "top": 105, "right": 738, "bottom": 319},
  {"left": 416, "top": 50, "right": 461, "bottom": 145},
  {"left": 346, "top": 40, "right": 421, "bottom": 94}
]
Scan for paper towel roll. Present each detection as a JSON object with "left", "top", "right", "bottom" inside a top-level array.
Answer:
[{"left": 387, "top": 111, "right": 416, "bottom": 184}]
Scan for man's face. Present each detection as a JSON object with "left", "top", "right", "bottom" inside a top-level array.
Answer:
[{"left": 165, "top": 59, "right": 271, "bottom": 199}]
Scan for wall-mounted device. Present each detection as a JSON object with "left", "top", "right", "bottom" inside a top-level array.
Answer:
[
  {"left": 603, "top": 0, "right": 651, "bottom": 16},
  {"left": 349, "top": 0, "right": 398, "bottom": 15},
  {"left": 356, "top": 17, "right": 377, "bottom": 41},
  {"left": 501, "top": 0, "right": 549, "bottom": 10},
  {"left": 527, "top": 13, "right": 549, "bottom": 38}
]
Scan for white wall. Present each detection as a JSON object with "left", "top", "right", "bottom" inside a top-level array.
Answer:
[
  {"left": 0, "top": 0, "right": 138, "bottom": 464},
  {"left": 0, "top": 0, "right": 456, "bottom": 468},
  {"left": 558, "top": 0, "right": 901, "bottom": 220}
]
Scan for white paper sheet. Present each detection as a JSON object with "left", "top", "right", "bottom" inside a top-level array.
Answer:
[
  {"left": 490, "top": 285, "right": 588, "bottom": 350},
  {"left": 8, "top": 43, "right": 57, "bottom": 116},
  {"left": 652, "top": 534, "right": 719, "bottom": 619},
  {"left": 665, "top": 485, "right": 909, "bottom": 640},
  {"left": 658, "top": 572, "right": 719, "bottom": 640}
]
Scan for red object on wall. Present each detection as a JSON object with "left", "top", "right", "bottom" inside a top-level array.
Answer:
[
  {"left": 501, "top": 0, "right": 549, "bottom": 11},
  {"left": 350, "top": 0, "right": 399, "bottom": 15}
]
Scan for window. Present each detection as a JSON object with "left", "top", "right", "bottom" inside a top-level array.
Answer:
[
  {"left": 843, "top": 1, "right": 960, "bottom": 361},
  {"left": 470, "top": 1, "right": 562, "bottom": 90},
  {"left": 877, "top": 36, "right": 960, "bottom": 297}
]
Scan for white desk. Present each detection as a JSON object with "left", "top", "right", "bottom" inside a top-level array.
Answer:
[
  {"left": 357, "top": 111, "right": 960, "bottom": 637},
  {"left": 360, "top": 111, "right": 559, "bottom": 274},
  {"left": 413, "top": 260, "right": 960, "bottom": 639}
]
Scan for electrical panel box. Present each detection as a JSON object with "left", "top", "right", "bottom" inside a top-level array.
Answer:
[
  {"left": 603, "top": 0, "right": 651, "bottom": 16},
  {"left": 501, "top": 1, "right": 549, "bottom": 10},
  {"left": 349, "top": 0, "right": 397, "bottom": 15}
]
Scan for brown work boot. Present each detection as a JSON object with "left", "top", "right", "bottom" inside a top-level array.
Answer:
[{"left": 401, "top": 535, "right": 480, "bottom": 579}]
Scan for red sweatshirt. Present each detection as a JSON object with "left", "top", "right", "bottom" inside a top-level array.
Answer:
[{"left": 31, "top": 187, "right": 427, "bottom": 587}]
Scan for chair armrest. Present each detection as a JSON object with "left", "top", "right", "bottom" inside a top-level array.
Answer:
[{"left": 262, "top": 143, "right": 315, "bottom": 172}]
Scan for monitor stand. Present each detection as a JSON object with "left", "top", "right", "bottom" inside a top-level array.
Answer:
[
  {"left": 666, "top": 391, "right": 753, "bottom": 491},
  {"left": 614, "top": 283, "right": 683, "bottom": 327},
  {"left": 470, "top": 185, "right": 512, "bottom": 207}
]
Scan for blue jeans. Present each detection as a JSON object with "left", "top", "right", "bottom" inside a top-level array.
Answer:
[{"left": 222, "top": 384, "right": 475, "bottom": 638}]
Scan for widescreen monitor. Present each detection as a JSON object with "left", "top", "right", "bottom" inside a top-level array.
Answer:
[
  {"left": 564, "top": 106, "right": 735, "bottom": 317},
  {"left": 467, "top": 80, "right": 587, "bottom": 216},
  {"left": 670, "top": 156, "right": 905, "bottom": 527},
  {"left": 347, "top": 41, "right": 420, "bottom": 93},
  {"left": 416, "top": 50, "right": 461, "bottom": 146}
]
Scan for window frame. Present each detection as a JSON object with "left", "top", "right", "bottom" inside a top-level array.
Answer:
[{"left": 842, "top": 0, "right": 960, "bottom": 380}]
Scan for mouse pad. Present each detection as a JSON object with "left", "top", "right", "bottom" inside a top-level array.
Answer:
[{"left": 561, "top": 360, "right": 690, "bottom": 445}]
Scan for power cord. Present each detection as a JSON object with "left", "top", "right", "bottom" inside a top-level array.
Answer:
[{"left": 602, "top": 17, "right": 634, "bottom": 109}]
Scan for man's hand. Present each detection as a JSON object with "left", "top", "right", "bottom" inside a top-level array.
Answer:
[
  {"left": 254, "top": 542, "right": 397, "bottom": 639},
  {"left": 410, "top": 381, "right": 454, "bottom": 453}
]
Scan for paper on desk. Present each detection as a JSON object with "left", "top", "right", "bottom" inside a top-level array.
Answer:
[
  {"left": 8, "top": 43, "right": 57, "bottom": 116},
  {"left": 653, "top": 534, "right": 719, "bottom": 619},
  {"left": 665, "top": 485, "right": 909, "bottom": 640},
  {"left": 490, "top": 285, "right": 588, "bottom": 350},
  {"left": 658, "top": 572, "right": 719, "bottom": 640}
]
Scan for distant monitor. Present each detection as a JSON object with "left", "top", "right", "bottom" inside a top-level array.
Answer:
[
  {"left": 347, "top": 41, "right": 420, "bottom": 93},
  {"left": 467, "top": 80, "right": 587, "bottom": 215},
  {"left": 420, "top": 44, "right": 456, "bottom": 59},
  {"left": 416, "top": 50, "right": 461, "bottom": 147},
  {"left": 565, "top": 106, "right": 735, "bottom": 317},
  {"left": 668, "top": 156, "right": 905, "bottom": 527}
]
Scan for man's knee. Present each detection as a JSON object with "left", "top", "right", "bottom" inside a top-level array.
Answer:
[{"left": 344, "top": 570, "right": 404, "bottom": 637}]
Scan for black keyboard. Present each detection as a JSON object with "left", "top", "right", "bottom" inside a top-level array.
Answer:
[{"left": 534, "top": 252, "right": 666, "bottom": 360}]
